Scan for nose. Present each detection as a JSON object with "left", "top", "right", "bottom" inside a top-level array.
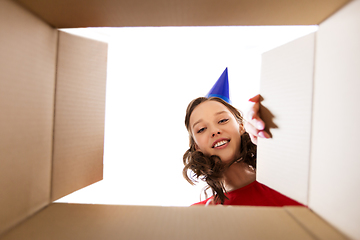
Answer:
[{"left": 212, "top": 131, "right": 220, "bottom": 137}]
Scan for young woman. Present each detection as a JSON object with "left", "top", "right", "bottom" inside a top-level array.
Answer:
[{"left": 183, "top": 96, "right": 303, "bottom": 206}]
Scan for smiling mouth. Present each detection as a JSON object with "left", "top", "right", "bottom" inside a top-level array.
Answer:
[{"left": 213, "top": 140, "right": 230, "bottom": 148}]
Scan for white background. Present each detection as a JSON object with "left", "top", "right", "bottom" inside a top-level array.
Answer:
[{"left": 57, "top": 26, "right": 317, "bottom": 206}]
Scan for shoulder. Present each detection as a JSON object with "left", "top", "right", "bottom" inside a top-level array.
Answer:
[{"left": 253, "top": 181, "right": 304, "bottom": 206}]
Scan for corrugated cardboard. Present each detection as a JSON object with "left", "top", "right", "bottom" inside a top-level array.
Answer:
[
  {"left": 0, "top": 204, "right": 339, "bottom": 240},
  {"left": 0, "top": 0, "right": 57, "bottom": 234},
  {"left": 285, "top": 207, "right": 348, "bottom": 240},
  {"left": 309, "top": 1, "right": 360, "bottom": 239},
  {"left": 258, "top": 32, "right": 315, "bottom": 205},
  {"left": 15, "top": 0, "right": 349, "bottom": 28},
  {"left": 258, "top": 1, "right": 360, "bottom": 239},
  {"left": 51, "top": 31, "right": 106, "bottom": 201},
  {"left": 0, "top": 0, "right": 107, "bottom": 236},
  {"left": 0, "top": 0, "right": 358, "bottom": 239}
]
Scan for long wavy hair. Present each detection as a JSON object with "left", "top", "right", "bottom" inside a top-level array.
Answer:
[{"left": 183, "top": 97, "right": 257, "bottom": 204}]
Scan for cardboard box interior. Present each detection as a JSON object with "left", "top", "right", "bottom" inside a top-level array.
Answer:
[
  {"left": 258, "top": 1, "right": 360, "bottom": 234},
  {"left": 14, "top": 0, "right": 350, "bottom": 28},
  {"left": 0, "top": 0, "right": 106, "bottom": 235},
  {"left": 51, "top": 30, "right": 106, "bottom": 201},
  {"left": 1, "top": 0, "right": 359, "bottom": 239},
  {"left": 0, "top": 204, "right": 348, "bottom": 240},
  {"left": 258, "top": 32, "right": 316, "bottom": 205}
]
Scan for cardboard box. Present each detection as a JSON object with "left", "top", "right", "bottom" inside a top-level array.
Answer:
[
  {"left": 0, "top": 0, "right": 358, "bottom": 239},
  {"left": 258, "top": 1, "right": 360, "bottom": 238}
]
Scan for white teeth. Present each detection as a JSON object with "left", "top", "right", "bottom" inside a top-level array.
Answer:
[{"left": 214, "top": 140, "right": 228, "bottom": 148}]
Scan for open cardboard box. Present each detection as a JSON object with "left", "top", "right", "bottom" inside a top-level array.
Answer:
[{"left": 1, "top": 0, "right": 359, "bottom": 239}]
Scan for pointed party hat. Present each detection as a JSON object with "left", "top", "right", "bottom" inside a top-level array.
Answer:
[{"left": 206, "top": 68, "right": 230, "bottom": 103}]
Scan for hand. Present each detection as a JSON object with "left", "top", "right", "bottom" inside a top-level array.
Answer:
[{"left": 244, "top": 94, "right": 271, "bottom": 145}]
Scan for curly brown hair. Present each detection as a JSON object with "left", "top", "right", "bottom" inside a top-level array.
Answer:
[{"left": 183, "top": 97, "right": 257, "bottom": 204}]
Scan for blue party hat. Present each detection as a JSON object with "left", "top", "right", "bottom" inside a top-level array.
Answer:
[{"left": 206, "top": 68, "right": 230, "bottom": 103}]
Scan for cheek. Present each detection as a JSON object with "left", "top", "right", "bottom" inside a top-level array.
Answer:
[
  {"left": 230, "top": 125, "right": 242, "bottom": 145},
  {"left": 193, "top": 135, "right": 208, "bottom": 152},
  {"left": 194, "top": 135, "right": 204, "bottom": 147},
  {"left": 233, "top": 123, "right": 243, "bottom": 136}
]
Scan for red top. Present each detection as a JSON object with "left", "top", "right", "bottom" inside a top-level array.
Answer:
[{"left": 192, "top": 181, "right": 304, "bottom": 206}]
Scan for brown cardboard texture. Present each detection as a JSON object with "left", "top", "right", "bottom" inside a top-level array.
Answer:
[
  {"left": 0, "top": 0, "right": 57, "bottom": 234},
  {"left": 258, "top": 1, "right": 360, "bottom": 239},
  {"left": 0, "top": 0, "right": 358, "bottom": 239},
  {"left": 0, "top": 204, "right": 346, "bottom": 240},
  {"left": 0, "top": 0, "right": 106, "bottom": 236},
  {"left": 284, "top": 207, "right": 348, "bottom": 240},
  {"left": 15, "top": 0, "right": 348, "bottom": 28},
  {"left": 309, "top": 0, "right": 360, "bottom": 238},
  {"left": 52, "top": 31, "right": 106, "bottom": 201}
]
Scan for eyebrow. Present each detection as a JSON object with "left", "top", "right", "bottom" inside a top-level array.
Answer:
[{"left": 192, "top": 111, "right": 227, "bottom": 129}]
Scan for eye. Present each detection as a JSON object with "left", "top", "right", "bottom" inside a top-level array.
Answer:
[
  {"left": 197, "top": 127, "right": 206, "bottom": 134},
  {"left": 218, "top": 118, "right": 229, "bottom": 124}
]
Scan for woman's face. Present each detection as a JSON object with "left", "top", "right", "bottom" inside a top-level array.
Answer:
[{"left": 189, "top": 100, "right": 243, "bottom": 163}]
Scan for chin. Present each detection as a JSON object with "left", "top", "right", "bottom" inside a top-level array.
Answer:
[{"left": 219, "top": 155, "right": 235, "bottom": 163}]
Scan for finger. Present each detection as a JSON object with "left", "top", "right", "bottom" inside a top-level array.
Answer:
[
  {"left": 244, "top": 121, "right": 259, "bottom": 136},
  {"left": 248, "top": 94, "right": 260, "bottom": 103},
  {"left": 249, "top": 134, "right": 258, "bottom": 145},
  {"left": 252, "top": 115, "right": 265, "bottom": 130},
  {"left": 245, "top": 121, "right": 270, "bottom": 139},
  {"left": 258, "top": 130, "right": 271, "bottom": 138},
  {"left": 247, "top": 101, "right": 260, "bottom": 120}
]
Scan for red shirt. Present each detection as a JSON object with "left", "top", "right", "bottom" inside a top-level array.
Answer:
[{"left": 192, "top": 181, "right": 304, "bottom": 206}]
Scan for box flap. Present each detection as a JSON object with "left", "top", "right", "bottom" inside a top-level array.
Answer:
[
  {"left": 309, "top": 1, "right": 360, "bottom": 239},
  {"left": 0, "top": 203, "right": 323, "bottom": 240},
  {"left": 0, "top": 0, "right": 57, "bottom": 235},
  {"left": 51, "top": 31, "right": 107, "bottom": 201},
  {"left": 285, "top": 207, "right": 348, "bottom": 240},
  {"left": 15, "top": 0, "right": 349, "bottom": 28},
  {"left": 257, "top": 32, "right": 315, "bottom": 205}
]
